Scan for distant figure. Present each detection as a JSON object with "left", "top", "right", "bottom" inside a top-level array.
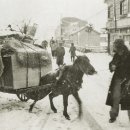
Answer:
[
  {"left": 50, "top": 37, "right": 54, "bottom": 44},
  {"left": 8, "top": 24, "right": 15, "bottom": 31},
  {"left": 69, "top": 43, "right": 76, "bottom": 62},
  {"left": 41, "top": 40, "right": 48, "bottom": 49},
  {"left": 50, "top": 37, "right": 57, "bottom": 58},
  {"left": 55, "top": 43, "right": 65, "bottom": 67}
]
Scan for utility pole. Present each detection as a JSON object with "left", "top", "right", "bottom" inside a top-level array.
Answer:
[
  {"left": 108, "top": 31, "right": 110, "bottom": 54},
  {"left": 114, "top": 0, "right": 117, "bottom": 33},
  {"left": 108, "top": 0, "right": 117, "bottom": 54},
  {"left": 60, "top": 15, "right": 63, "bottom": 41},
  {"left": 60, "top": 22, "right": 63, "bottom": 41}
]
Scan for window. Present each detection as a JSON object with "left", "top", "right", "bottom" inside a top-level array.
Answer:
[
  {"left": 108, "top": 6, "right": 113, "bottom": 19},
  {"left": 120, "top": 0, "right": 127, "bottom": 15}
]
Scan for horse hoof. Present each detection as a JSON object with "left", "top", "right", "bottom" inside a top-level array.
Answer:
[
  {"left": 29, "top": 109, "right": 32, "bottom": 113},
  {"left": 53, "top": 109, "right": 57, "bottom": 113},
  {"left": 54, "top": 110, "right": 57, "bottom": 113},
  {"left": 78, "top": 113, "right": 83, "bottom": 119},
  {"left": 65, "top": 116, "right": 71, "bottom": 120},
  {"left": 78, "top": 115, "right": 82, "bottom": 120}
]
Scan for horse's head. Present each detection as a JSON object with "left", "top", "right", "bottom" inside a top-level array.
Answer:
[{"left": 74, "top": 55, "right": 97, "bottom": 75}]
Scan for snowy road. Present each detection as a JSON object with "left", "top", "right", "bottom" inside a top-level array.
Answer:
[
  {"left": 0, "top": 47, "right": 130, "bottom": 130},
  {"left": 0, "top": 47, "right": 91, "bottom": 130},
  {"left": 0, "top": 92, "right": 90, "bottom": 130}
]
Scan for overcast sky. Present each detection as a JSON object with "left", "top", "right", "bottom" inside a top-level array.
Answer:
[{"left": 0, "top": 0, "right": 107, "bottom": 40}]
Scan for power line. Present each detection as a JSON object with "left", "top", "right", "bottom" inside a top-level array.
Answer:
[
  {"left": 42, "top": 7, "right": 108, "bottom": 36},
  {"left": 85, "top": 7, "right": 107, "bottom": 21}
]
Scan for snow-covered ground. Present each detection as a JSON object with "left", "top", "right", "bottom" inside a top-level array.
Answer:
[
  {"left": 0, "top": 92, "right": 90, "bottom": 130},
  {"left": 79, "top": 53, "right": 130, "bottom": 130},
  {"left": 0, "top": 47, "right": 130, "bottom": 130}
]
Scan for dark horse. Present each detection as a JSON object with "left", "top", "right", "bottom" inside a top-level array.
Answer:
[{"left": 25, "top": 55, "right": 96, "bottom": 120}]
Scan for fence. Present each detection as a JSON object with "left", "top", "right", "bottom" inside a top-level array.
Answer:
[{"left": 64, "top": 43, "right": 108, "bottom": 53}]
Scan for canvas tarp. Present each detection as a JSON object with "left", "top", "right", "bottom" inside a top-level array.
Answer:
[
  {"left": 2, "top": 38, "right": 51, "bottom": 68},
  {"left": 1, "top": 38, "right": 52, "bottom": 89}
]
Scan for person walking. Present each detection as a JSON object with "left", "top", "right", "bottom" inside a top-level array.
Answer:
[
  {"left": 50, "top": 37, "right": 57, "bottom": 58},
  {"left": 69, "top": 43, "right": 76, "bottom": 62},
  {"left": 55, "top": 42, "right": 65, "bottom": 67},
  {"left": 106, "top": 39, "right": 130, "bottom": 123}
]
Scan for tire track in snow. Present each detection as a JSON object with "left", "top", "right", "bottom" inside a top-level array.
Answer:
[{"left": 27, "top": 101, "right": 51, "bottom": 130}]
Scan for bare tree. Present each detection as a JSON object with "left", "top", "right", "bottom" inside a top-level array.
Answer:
[{"left": 16, "top": 19, "right": 31, "bottom": 35}]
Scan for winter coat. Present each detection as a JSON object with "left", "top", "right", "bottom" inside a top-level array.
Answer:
[
  {"left": 106, "top": 52, "right": 130, "bottom": 110},
  {"left": 55, "top": 46, "right": 65, "bottom": 58},
  {"left": 69, "top": 46, "right": 76, "bottom": 56},
  {"left": 55, "top": 46, "right": 65, "bottom": 66},
  {"left": 50, "top": 42, "right": 57, "bottom": 51}
]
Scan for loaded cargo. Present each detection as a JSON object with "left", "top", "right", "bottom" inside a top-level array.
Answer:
[{"left": 0, "top": 33, "right": 52, "bottom": 90}]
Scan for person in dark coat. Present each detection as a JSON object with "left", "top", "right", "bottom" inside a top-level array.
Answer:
[
  {"left": 106, "top": 39, "right": 130, "bottom": 123},
  {"left": 55, "top": 43, "right": 65, "bottom": 67},
  {"left": 69, "top": 43, "right": 76, "bottom": 62},
  {"left": 50, "top": 38, "right": 58, "bottom": 58}
]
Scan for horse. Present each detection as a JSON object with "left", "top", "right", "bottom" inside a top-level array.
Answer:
[{"left": 25, "top": 55, "right": 96, "bottom": 120}]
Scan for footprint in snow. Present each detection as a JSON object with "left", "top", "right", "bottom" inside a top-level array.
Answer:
[
  {"left": 60, "top": 119, "right": 65, "bottom": 124},
  {"left": 67, "top": 127, "right": 71, "bottom": 130},
  {"left": 53, "top": 118, "right": 57, "bottom": 121},
  {"left": 46, "top": 112, "right": 51, "bottom": 115}
]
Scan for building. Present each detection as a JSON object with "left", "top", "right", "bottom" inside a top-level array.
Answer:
[
  {"left": 100, "top": 33, "right": 108, "bottom": 47},
  {"left": 104, "top": 0, "right": 130, "bottom": 53},
  {"left": 55, "top": 17, "right": 87, "bottom": 40},
  {"left": 55, "top": 17, "right": 102, "bottom": 52},
  {"left": 69, "top": 26, "right": 100, "bottom": 49}
]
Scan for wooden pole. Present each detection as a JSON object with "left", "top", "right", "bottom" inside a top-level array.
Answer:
[{"left": 114, "top": 0, "right": 117, "bottom": 33}]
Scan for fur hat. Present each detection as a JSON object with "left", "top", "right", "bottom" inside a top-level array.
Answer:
[
  {"left": 113, "top": 39, "right": 128, "bottom": 54},
  {"left": 114, "top": 39, "right": 124, "bottom": 47}
]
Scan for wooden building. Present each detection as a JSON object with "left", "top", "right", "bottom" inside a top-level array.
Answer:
[
  {"left": 55, "top": 17, "right": 101, "bottom": 52},
  {"left": 105, "top": 0, "right": 130, "bottom": 53},
  {"left": 69, "top": 26, "right": 100, "bottom": 50}
]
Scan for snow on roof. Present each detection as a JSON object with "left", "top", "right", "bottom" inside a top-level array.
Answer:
[
  {"left": 0, "top": 30, "right": 22, "bottom": 37},
  {"left": 69, "top": 25, "right": 100, "bottom": 36}
]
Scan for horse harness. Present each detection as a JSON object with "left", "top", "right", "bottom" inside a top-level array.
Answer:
[{"left": 56, "top": 67, "right": 83, "bottom": 93}]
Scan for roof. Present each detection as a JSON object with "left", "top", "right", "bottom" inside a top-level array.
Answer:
[
  {"left": 62, "top": 17, "right": 82, "bottom": 23},
  {"left": 0, "top": 30, "right": 22, "bottom": 37},
  {"left": 3, "top": 37, "right": 43, "bottom": 52},
  {"left": 2, "top": 38, "right": 52, "bottom": 68},
  {"left": 69, "top": 26, "right": 100, "bottom": 35},
  {"left": 62, "top": 17, "right": 87, "bottom": 27}
]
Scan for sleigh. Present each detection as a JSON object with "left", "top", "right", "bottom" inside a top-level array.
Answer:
[{"left": 0, "top": 35, "right": 52, "bottom": 102}]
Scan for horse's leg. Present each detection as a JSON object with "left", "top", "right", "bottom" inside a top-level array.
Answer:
[
  {"left": 63, "top": 94, "right": 70, "bottom": 120},
  {"left": 72, "top": 92, "right": 82, "bottom": 118},
  {"left": 29, "top": 100, "right": 37, "bottom": 112},
  {"left": 49, "top": 93, "right": 58, "bottom": 113}
]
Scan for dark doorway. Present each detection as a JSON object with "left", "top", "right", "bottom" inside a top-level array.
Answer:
[{"left": 2, "top": 56, "right": 13, "bottom": 88}]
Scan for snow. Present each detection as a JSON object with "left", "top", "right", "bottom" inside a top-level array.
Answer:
[
  {"left": 0, "top": 47, "right": 130, "bottom": 130},
  {"left": 0, "top": 93, "right": 90, "bottom": 130},
  {"left": 78, "top": 53, "right": 130, "bottom": 130}
]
